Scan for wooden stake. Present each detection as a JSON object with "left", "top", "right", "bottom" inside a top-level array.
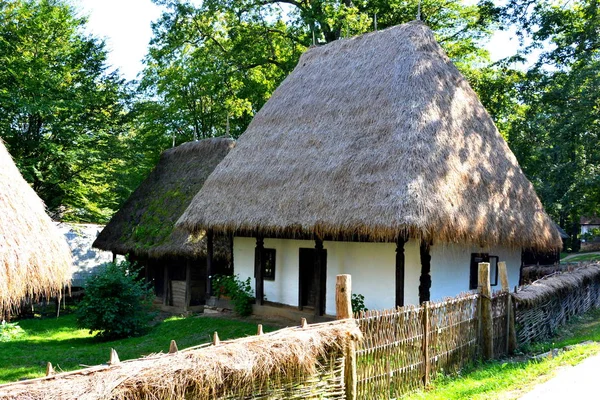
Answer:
[
  {"left": 213, "top": 331, "right": 220, "bottom": 346},
  {"left": 46, "top": 362, "right": 54, "bottom": 376},
  {"left": 498, "top": 262, "right": 509, "bottom": 292},
  {"left": 109, "top": 348, "right": 120, "bottom": 365},
  {"left": 300, "top": 317, "right": 307, "bottom": 328},
  {"left": 257, "top": 324, "right": 264, "bottom": 335},
  {"left": 422, "top": 301, "right": 431, "bottom": 386},
  {"left": 169, "top": 340, "right": 178, "bottom": 353},
  {"left": 508, "top": 295, "right": 518, "bottom": 354},
  {"left": 335, "top": 274, "right": 352, "bottom": 319},
  {"left": 478, "top": 262, "right": 493, "bottom": 360}
]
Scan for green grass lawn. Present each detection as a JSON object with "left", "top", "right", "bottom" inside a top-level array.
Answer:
[
  {"left": 0, "top": 313, "right": 275, "bottom": 383},
  {"left": 405, "top": 308, "right": 600, "bottom": 400}
]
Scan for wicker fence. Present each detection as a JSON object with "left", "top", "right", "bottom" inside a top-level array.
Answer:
[{"left": 514, "top": 263, "right": 600, "bottom": 345}]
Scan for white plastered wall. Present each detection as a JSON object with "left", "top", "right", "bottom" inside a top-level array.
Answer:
[
  {"left": 233, "top": 236, "right": 522, "bottom": 315},
  {"left": 429, "top": 243, "right": 522, "bottom": 301}
]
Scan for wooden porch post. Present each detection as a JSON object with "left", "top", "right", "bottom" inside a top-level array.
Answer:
[
  {"left": 255, "top": 236, "right": 264, "bottom": 305},
  {"left": 419, "top": 239, "right": 432, "bottom": 304},
  {"left": 206, "top": 229, "right": 214, "bottom": 299},
  {"left": 314, "top": 238, "right": 326, "bottom": 317},
  {"left": 396, "top": 236, "right": 408, "bottom": 307},
  {"left": 163, "top": 264, "right": 169, "bottom": 306},
  {"left": 184, "top": 260, "right": 192, "bottom": 312}
]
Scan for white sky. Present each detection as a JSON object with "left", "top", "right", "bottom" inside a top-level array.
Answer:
[{"left": 75, "top": 0, "right": 530, "bottom": 82}]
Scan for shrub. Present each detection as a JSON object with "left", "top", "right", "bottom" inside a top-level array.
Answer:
[
  {"left": 0, "top": 321, "right": 24, "bottom": 342},
  {"left": 351, "top": 293, "right": 368, "bottom": 313},
  {"left": 212, "top": 274, "right": 254, "bottom": 317},
  {"left": 77, "top": 259, "right": 156, "bottom": 340}
]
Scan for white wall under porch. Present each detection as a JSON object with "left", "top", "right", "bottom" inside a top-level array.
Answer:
[{"left": 233, "top": 236, "right": 522, "bottom": 316}]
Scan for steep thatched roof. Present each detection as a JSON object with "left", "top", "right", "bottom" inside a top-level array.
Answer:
[
  {"left": 0, "top": 138, "right": 72, "bottom": 313},
  {"left": 0, "top": 319, "right": 360, "bottom": 399},
  {"left": 93, "top": 138, "right": 235, "bottom": 259},
  {"left": 178, "top": 21, "right": 561, "bottom": 251}
]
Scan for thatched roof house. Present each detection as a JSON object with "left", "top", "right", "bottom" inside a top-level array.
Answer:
[
  {"left": 0, "top": 138, "right": 72, "bottom": 315},
  {"left": 94, "top": 137, "right": 235, "bottom": 310},
  {"left": 178, "top": 22, "right": 561, "bottom": 315}
]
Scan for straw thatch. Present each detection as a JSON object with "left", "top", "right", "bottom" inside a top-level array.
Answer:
[
  {"left": 0, "top": 138, "right": 72, "bottom": 314},
  {"left": 513, "top": 262, "right": 600, "bottom": 306},
  {"left": 0, "top": 319, "right": 361, "bottom": 400},
  {"left": 177, "top": 21, "right": 561, "bottom": 251},
  {"left": 93, "top": 138, "right": 235, "bottom": 259}
]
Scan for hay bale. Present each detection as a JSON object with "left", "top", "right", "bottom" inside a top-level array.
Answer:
[{"left": 0, "top": 319, "right": 361, "bottom": 400}]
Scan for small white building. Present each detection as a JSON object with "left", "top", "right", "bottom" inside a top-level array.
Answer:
[{"left": 177, "top": 22, "right": 561, "bottom": 317}]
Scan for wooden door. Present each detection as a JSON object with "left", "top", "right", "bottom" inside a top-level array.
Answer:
[{"left": 299, "top": 248, "right": 327, "bottom": 311}]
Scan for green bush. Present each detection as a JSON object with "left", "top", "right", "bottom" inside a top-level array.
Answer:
[
  {"left": 0, "top": 321, "right": 24, "bottom": 342},
  {"left": 351, "top": 293, "right": 368, "bottom": 313},
  {"left": 212, "top": 274, "right": 254, "bottom": 317},
  {"left": 76, "top": 259, "right": 156, "bottom": 340}
]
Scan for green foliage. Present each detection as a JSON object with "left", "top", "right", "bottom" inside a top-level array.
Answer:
[
  {"left": 212, "top": 274, "right": 254, "bottom": 317},
  {"left": 76, "top": 260, "right": 156, "bottom": 340},
  {"left": 351, "top": 293, "right": 368, "bottom": 313},
  {"left": 582, "top": 228, "right": 600, "bottom": 242},
  {"left": 0, "top": 0, "right": 137, "bottom": 222},
  {"left": 0, "top": 321, "right": 25, "bottom": 342}
]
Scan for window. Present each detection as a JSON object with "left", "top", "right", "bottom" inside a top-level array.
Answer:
[
  {"left": 263, "top": 248, "right": 276, "bottom": 280},
  {"left": 469, "top": 253, "right": 499, "bottom": 290}
]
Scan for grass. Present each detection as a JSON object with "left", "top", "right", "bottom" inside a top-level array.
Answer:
[
  {"left": 405, "top": 308, "right": 600, "bottom": 400},
  {"left": 0, "top": 312, "right": 275, "bottom": 384},
  {"left": 562, "top": 253, "right": 600, "bottom": 263}
]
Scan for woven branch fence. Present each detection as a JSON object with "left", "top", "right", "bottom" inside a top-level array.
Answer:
[{"left": 513, "top": 263, "right": 600, "bottom": 345}]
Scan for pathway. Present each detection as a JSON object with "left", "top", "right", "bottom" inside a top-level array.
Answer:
[{"left": 519, "top": 352, "right": 600, "bottom": 399}]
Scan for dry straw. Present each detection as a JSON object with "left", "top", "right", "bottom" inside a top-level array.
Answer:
[
  {"left": 177, "top": 21, "right": 560, "bottom": 251},
  {"left": 513, "top": 262, "right": 600, "bottom": 307},
  {"left": 0, "top": 319, "right": 361, "bottom": 400},
  {"left": 93, "top": 138, "right": 235, "bottom": 259},
  {"left": 0, "top": 138, "right": 72, "bottom": 315}
]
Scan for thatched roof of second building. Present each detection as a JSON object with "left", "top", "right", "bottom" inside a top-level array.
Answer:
[
  {"left": 178, "top": 22, "right": 561, "bottom": 251},
  {"left": 94, "top": 137, "right": 235, "bottom": 259},
  {"left": 0, "top": 138, "right": 72, "bottom": 313}
]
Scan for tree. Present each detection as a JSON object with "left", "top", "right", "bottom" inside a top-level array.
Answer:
[
  {"left": 500, "top": 0, "right": 600, "bottom": 245},
  {"left": 0, "top": 0, "right": 132, "bottom": 221},
  {"left": 142, "top": 0, "right": 498, "bottom": 145}
]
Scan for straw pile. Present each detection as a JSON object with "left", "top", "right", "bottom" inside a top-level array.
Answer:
[
  {"left": 177, "top": 21, "right": 561, "bottom": 251},
  {"left": 513, "top": 262, "right": 600, "bottom": 306},
  {"left": 0, "top": 138, "right": 72, "bottom": 315},
  {"left": 0, "top": 319, "right": 360, "bottom": 400},
  {"left": 93, "top": 138, "right": 235, "bottom": 259}
]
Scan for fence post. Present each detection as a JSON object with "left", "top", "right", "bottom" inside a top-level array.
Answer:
[
  {"left": 498, "top": 262, "right": 517, "bottom": 354},
  {"left": 422, "top": 301, "right": 430, "bottom": 387},
  {"left": 478, "top": 262, "right": 493, "bottom": 360},
  {"left": 336, "top": 274, "right": 356, "bottom": 400}
]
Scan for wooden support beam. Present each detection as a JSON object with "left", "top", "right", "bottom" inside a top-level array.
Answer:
[
  {"left": 213, "top": 332, "right": 220, "bottom": 346},
  {"left": 255, "top": 236, "right": 264, "bottom": 305},
  {"left": 314, "top": 238, "right": 326, "bottom": 317},
  {"left": 257, "top": 324, "right": 264, "bottom": 335},
  {"left": 163, "top": 265, "right": 169, "bottom": 306},
  {"left": 206, "top": 229, "right": 214, "bottom": 298},
  {"left": 300, "top": 317, "right": 307, "bottom": 328},
  {"left": 184, "top": 260, "right": 192, "bottom": 312},
  {"left": 396, "top": 236, "right": 408, "bottom": 307},
  {"left": 419, "top": 240, "right": 432, "bottom": 304},
  {"left": 478, "top": 262, "right": 493, "bottom": 360},
  {"left": 335, "top": 274, "right": 352, "bottom": 319}
]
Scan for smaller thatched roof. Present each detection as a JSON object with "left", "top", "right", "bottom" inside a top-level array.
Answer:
[
  {"left": 93, "top": 138, "right": 235, "bottom": 259},
  {"left": 513, "top": 262, "right": 600, "bottom": 307},
  {"left": 0, "top": 138, "right": 72, "bottom": 314},
  {"left": 580, "top": 215, "right": 600, "bottom": 225},
  {"left": 0, "top": 319, "right": 361, "bottom": 400}
]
